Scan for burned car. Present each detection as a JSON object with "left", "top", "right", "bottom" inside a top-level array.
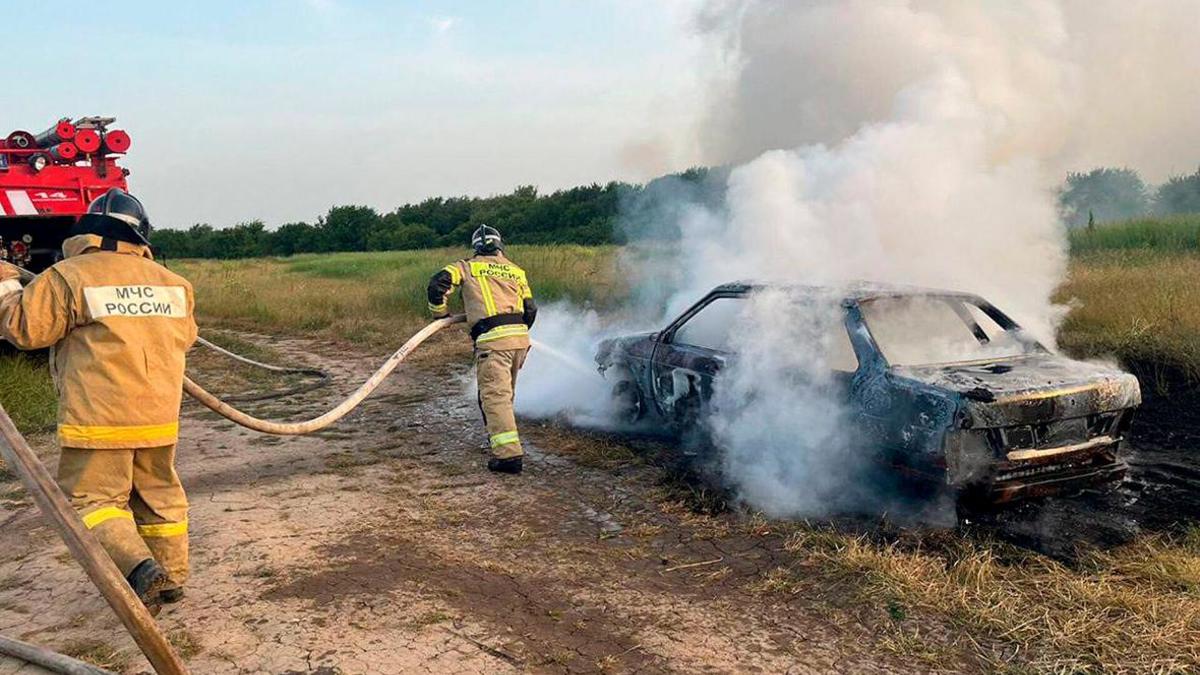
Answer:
[{"left": 595, "top": 282, "right": 1142, "bottom": 504}]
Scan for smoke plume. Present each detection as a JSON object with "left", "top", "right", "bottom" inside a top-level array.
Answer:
[{"left": 516, "top": 0, "right": 1197, "bottom": 517}]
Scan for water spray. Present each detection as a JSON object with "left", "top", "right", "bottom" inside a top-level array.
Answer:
[{"left": 529, "top": 338, "right": 600, "bottom": 379}]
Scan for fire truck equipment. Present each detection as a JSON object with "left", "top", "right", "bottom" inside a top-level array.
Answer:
[
  {"left": 102, "top": 130, "right": 132, "bottom": 154},
  {"left": 48, "top": 142, "right": 78, "bottom": 163},
  {"left": 74, "top": 129, "right": 101, "bottom": 153},
  {"left": 34, "top": 119, "right": 77, "bottom": 147},
  {"left": 1, "top": 116, "right": 132, "bottom": 272},
  {"left": 27, "top": 153, "right": 49, "bottom": 173},
  {"left": 5, "top": 131, "right": 35, "bottom": 150}
]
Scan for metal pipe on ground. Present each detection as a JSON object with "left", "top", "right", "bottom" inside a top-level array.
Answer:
[
  {"left": 0, "top": 407, "right": 189, "bottom": 675},
  {"left": 184, "top": 314, "right": 465, "bottom": 434},
  {"left": 0, "top": 634, "right": 116, "bottom": 675}
]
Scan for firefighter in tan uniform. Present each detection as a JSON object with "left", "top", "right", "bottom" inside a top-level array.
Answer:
[
  {"left": 0, "top": 189, "right": 197, "bottom": 614},
  {"left": 428, "top": 225, "right": 536, "bottom": 474}
]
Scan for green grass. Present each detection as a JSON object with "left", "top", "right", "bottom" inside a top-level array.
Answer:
[
  {"left": 0, "top": 352, "right": 57, "bottom": 435},
  {"left": 1069, "top": 214, "right": 1200, "bottom": 255}
]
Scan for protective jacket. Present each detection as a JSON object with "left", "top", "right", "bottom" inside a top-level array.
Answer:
[
  {"left": 0, "top": 234, "right": 198, "bottom": 449},
  {"left": 427, "top": 253, "right": 537, "bottom": 351}
]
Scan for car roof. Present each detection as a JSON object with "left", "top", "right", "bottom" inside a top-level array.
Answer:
[{"left": 711, "top": 280, "right": 985, "bottom": 303}]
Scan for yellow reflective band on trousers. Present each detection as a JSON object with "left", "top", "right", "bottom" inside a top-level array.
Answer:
[
  {"left": 138, "top": 520, "right": 188, "bottom": 538},
  {"left": 82, "top": 506, "right": 135, "bottom": 529},
  {"left": 58, "top": 422, "right": 180, "bottom": 445},
  {"left": 476, "top": 324, "right": 529, "bottom": 344},
  {"left": 490, "top": 431, "right": 520, "bottom": 448}
]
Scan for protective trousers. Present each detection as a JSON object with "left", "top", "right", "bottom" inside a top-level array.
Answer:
[
  {"left": 56, "top": 445, "right": 189, "bottom": 585},
  {"left": 476, "top": 347, "right": 529, "bottom": 460}
]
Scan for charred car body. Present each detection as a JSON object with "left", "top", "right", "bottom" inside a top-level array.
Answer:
[{"left": 596, "top": 282, "right": 1141, "bottom": 505}]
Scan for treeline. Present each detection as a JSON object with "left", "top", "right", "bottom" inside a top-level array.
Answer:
[
  {"left": 1058, "top": 166, "right": 1200, "bottom": 227},
  {"left": 155, "top": 183, "right": 631, "bottom": 259},
  {"left": 154, "top": 164, "right": 1200, "bottom": 259}
]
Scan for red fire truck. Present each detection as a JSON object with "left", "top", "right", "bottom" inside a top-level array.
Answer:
[{"left": 0, "top": 116, "right": 133, "bottom": 272}]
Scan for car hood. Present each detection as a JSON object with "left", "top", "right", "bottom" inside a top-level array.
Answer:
[{"left": 891, "top": 353, "right": 1142, "bottom": 427}]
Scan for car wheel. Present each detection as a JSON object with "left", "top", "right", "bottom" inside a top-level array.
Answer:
[{"left": 610, "top": 374, "right": 645, "bottom": 425}]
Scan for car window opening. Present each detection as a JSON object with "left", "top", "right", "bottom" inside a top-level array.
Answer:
[
  {"left": 861, "top": 296, "right": 1029, "bottom": 367},
  {"left": 672, "top": 294, "right": 859, "bottom": 373},
  {"left": 672, "top": 296, "right": 742, "bottom": 352}
]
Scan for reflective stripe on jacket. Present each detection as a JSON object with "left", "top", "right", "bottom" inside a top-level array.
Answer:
[
  {"left": 427, "top": 253, "right": 536, "bottom": 351},
  {"left": 0, "top": 234, "right": 198, "bottom": 449}
]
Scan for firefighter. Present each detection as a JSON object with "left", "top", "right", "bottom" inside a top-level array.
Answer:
[
  {"left": 0, "top": 189, "right": 197, "bottom": 614},
  {"left": 427, "top": 225, "right": 537, "bottom": 474}
]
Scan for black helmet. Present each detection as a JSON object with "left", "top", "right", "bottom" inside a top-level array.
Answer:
[
  {"left": 471, "top": 224, "right": 502, "bottom": 254},
  {"left": 71, "top": 188, "right": 152, "bottom": 246}
]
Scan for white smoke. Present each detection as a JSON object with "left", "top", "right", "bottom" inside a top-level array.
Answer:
[
  {"left": 706, "top": 288, "right": 871, "bottom": 516},
  {"left": 697, "top": 0, "right": 1200, "bottom": 182},
  {"left": 517, "top": 0, "right": 1195, "bottom": 517}
]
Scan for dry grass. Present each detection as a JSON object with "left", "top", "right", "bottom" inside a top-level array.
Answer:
[
  {"left": 523, "top": 421, "right": 642, "bottom": 470},
  {"left": 167, "top": 628, "right": 204, "bottom": 659},
  {"left": 169, "top": 245, "right": 622, "bottom": 346},
  {"left": 59, "top": 638, "right": 130, "bottom": 672},
  {"left": 757, "top": 522, "right": 1200, "bottom": 673},
  {"left": 1058, "top": 251, "right": 1200, "bottom": 380}
]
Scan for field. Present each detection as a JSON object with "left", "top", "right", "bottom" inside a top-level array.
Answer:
[
  {"left": 167, "top": 245, "right": 622, "bottom": 345},
  {"left": 2, "top": 225, "right": 1200, "bottom": 672}
]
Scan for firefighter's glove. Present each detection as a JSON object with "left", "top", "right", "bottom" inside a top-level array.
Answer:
[
  {"left": 426, "top": 269, "right": 454, "bottom": 316},
  {"left": 0, "top": 262, "right": 21, "bottom": 297}
]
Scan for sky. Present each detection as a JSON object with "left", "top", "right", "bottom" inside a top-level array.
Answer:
[{"left": 2, "top": 1, "right": 705, "bottom": 229}]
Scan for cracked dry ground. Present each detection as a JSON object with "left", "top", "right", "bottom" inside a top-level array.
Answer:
[{"left": 0, "top": 331, "right": 945, "bottom": 674}]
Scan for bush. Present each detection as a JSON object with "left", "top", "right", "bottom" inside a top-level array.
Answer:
[
  {"left": 1058, "top": 168, "right": 1150, "bottom": 228},
  {"left": 1155, "top": 168, "right": 1200, "bottom": 216}
]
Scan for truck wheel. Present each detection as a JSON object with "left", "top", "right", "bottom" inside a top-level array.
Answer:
[{"left": 610, "top": 374, "right": 645, "bottom": 425}]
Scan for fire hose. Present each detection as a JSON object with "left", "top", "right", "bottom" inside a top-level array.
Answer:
[
  {"left": 10, "top": 263, "right": 465, "bottom": 435},
  {"left": 183, "top": 314, "right": 464, "bottom": 434}
]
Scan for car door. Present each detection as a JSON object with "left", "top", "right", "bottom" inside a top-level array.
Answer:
[{"left": 649, "top": 293, "right": 744, "bottom": 426}]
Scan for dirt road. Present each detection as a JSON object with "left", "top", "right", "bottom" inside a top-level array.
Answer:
[{"left": 0, "top": 331, "right": 949, "bottom": 674}]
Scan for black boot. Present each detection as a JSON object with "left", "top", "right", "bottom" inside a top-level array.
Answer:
[
  {"left": 159, "top": 586, "right": 185, "bottom": 604},
  {"left": 487, "top": 456, "right": 523, "bottom": 474},
  {"left": 126, "top": 559, "right": 169, "bottom": 616}
]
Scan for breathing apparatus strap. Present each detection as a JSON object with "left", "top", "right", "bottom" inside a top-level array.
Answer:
[{"left": 470, "top": 313, "right": 526, "bottom": 341}]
